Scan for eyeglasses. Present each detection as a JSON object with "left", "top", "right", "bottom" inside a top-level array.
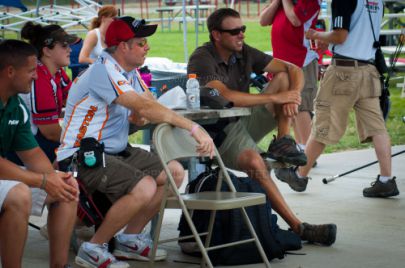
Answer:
[
  {"left": 218, "top": 25, "right": 246, "bottom": 36},
  {"left": 135, "top": 38, "right": 148, "bottom": 48}
]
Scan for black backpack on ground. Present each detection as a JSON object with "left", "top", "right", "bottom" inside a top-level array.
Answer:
[{"left": 178, "top": 167, "right": 302, "bottom": 265}]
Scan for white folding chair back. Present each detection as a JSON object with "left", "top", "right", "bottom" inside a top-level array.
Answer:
[{"left": 150, "top": 123, "right": 271, "bottom": 268}]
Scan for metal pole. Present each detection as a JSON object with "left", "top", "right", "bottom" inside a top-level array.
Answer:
[
  {"left": 322, "top": 150, "right": 405, "bottom": 184},
  {"left": 195, "top": 0, "right": 199, "bottom": 48},
  {"left": 182, "top": 0, "right": 188, "bottom": 62}
]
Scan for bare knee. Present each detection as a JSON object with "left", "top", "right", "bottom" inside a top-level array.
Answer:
[
  {"left": 273, "top": 72, "right": 289, "bottom": 90},
  {"left": 168, "top": 160, "right": 185, "bottom": 188},
  {"left": 237, "top": 150, "right": 265, "bottom": 173},
  {"left": 129, "top": 176, "right": 157, "bottom": 204},
  {"left": 3, "top": 183, "right": 31, "bottom": 216},
  {"left": 264, "top": 72, "right": 289, "bottom": 95}
]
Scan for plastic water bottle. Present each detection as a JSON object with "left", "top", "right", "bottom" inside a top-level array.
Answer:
[
  {"left": 320, "top": 0, "right": 328, "bottom": 18},
  {"left": 186, "top": 73, "right": 200, "bottom": 110}
]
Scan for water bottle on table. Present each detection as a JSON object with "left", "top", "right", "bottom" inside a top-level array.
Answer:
[{"left": 186, "top": 73, "right": 200, "bottom": 110}]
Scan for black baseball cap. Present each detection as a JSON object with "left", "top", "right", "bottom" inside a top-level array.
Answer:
[{"left": 42, "top": 25, "right": 78, "bottom": 46}]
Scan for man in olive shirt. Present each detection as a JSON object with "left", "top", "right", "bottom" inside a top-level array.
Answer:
[
  {"left": 0, "top": 39, "right": 78, "bottom": 268},
  {"left": 188, "top": 8, "right": 337, "bottom": 246}
]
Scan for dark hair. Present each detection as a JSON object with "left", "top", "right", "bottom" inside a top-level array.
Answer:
[
  {"left": 21, "top": 22, "right": 63, "bottom": 58},
  {"left": 207, "top": 8, "right": 241, "bottom": 42},
  {"left": 0, "top": 39, "right": 37, "bottom": 70}
]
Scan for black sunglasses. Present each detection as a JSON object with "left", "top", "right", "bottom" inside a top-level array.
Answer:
[{"left": 218, "top": 25, "right": 246, "bottom": 36}]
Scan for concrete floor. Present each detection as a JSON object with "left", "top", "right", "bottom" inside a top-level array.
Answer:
[{"left": 20, "top": 145, "right": 405, "bottom": 268}]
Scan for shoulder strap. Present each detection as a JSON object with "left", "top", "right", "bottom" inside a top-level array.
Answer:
[{"left": 365, "top": 0, "right": 380, "bottom": 47}]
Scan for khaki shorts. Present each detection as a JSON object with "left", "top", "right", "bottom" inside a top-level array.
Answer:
[
  {"left": 300, "top": 59, "right": 319, "bottom": 112},
  {"left": 78, "top": 147, "right": 163, "bottom": 203},
  {"left": 0, "top": 180, "right": 47, "bottom": 216},
  {"left": 311, "top": 63, "right": 387, "bottom": 145},
  {"left": 218, "top": 105, "right": 277, "bottom": 169}
]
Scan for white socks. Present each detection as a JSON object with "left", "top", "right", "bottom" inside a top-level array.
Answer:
[
  {"left": 378, "top": 176, "right": 391, "bottom": 183},
  {"left": 295, "top": 169, "right": 306, "bottom": 179}
]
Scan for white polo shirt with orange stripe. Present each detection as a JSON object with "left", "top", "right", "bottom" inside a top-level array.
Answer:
[{"left": 57, "top": 51, "right": 148, "bottom": 161}]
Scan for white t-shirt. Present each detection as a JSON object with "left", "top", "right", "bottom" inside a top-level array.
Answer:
[{"left": 330, "top": 0, "right": 383, "bottom": 61}]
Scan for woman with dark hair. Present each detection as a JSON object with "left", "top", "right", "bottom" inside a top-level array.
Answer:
[
  {"left": 79, "top": 5, "right": 118, "bottom": 64},
  {"left": 18, "top": 21, "right": 77, "bottom": 163}
]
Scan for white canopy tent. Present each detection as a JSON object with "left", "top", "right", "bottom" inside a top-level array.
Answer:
[{"left": 1, "top": 0, "right": 100, "bottom": 35}]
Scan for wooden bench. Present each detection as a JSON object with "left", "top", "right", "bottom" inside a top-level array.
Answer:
[{"left": 175, "top": 16, "right": 206, "bottom": 31}]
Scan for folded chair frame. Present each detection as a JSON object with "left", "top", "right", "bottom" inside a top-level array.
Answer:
[{"left": 150, "top": 123, "right": 271, "bottom": 268}]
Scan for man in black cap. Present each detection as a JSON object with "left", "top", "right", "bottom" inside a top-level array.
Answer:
[{"left": 56, "top": 16, "right": 214, "bottom": 268}]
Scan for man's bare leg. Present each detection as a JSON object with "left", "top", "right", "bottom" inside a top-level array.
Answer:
[
  {"left": 0, "top": 183, "right": 31, "bottom": 268},
  {"left": 294, "top": 111, "right": 312, "bottom": 146},
  {"left": 237, "top": 149, "right": 302, "bottom": 233},
  {"left": 90, "top": 176, "right": 157, "bottom": 244},
  {"left": 47, "top": 198, "right": 77, "bottom": 268},
  {"left": 123, "top": 161, "right": 184, "bottom": 234},
  {"left": 292, "top": 120, "right": 302, "bottom": 145},
  {"left": 372, "top": 133, "right": 391, "bottom": 177},
  {"left": 263, "top": 72, "right": 292, "bottom": 138},
  {"left": 298, "top": 138, "right": 325, "bottom": 177}
]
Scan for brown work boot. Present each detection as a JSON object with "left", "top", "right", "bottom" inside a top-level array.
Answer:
[
  {"left": 299, "top": 222, "right": 337, "bottom": 246},
  {"left": 274, "top": 166, "right": 309, "bottom": 192},
  {"left": 363, "top": 176, "right": 399, "bottom": 198},
  {"left": 265, "top": 135, "right": 307, "bottom": 166}
]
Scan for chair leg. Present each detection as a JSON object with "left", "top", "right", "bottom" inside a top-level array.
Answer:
[
  {"left": 149, "top": 209, "right": 165, "bottom": 268},
  {"left": 149, "top": 183, "right": 170, "bottom": 268},
  {"left": 239, "top": 207, "right": 271, "bottom": 268},
  {"left": 150, "top": 214, "right": 158, "bottom": 239},
  {"left": 202, "top": 210, "right": 217, "bottom": 267},
  {"left": 180, "top": 206, "right": 214, "bottom": 268}
]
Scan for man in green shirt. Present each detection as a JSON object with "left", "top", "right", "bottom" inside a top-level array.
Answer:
[{"left": 0, "top": 39, "right": 78, "bottom": 268}]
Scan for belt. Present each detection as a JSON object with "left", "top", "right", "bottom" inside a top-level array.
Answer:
[{"left": 332, "top": 58, "right": 371, "bottom": 67}]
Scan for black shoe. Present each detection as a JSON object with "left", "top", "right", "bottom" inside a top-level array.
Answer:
[
  {"left": 274, "top": 166, "right": 309, "bottom": 192},
  {"left": 299, "top": 222, "right": 337, "bottom": 246},
  {"left": 266, "top": 135, "right": 307, "bottom": 166},
  {"left": 363, "top": 176, "right": 399, "bottom": 198}
]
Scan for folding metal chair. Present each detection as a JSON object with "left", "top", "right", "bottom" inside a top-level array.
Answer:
[{"left": 150, "top": 123, "right": 271, "bottom": 268}]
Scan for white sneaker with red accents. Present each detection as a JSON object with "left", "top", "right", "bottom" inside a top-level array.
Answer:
[
  {"left": 75, "top": 242, "right": 129, "bottom": 268},
  {"left": 113, "top": 233, "right": 167, "bottom": 262}
]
